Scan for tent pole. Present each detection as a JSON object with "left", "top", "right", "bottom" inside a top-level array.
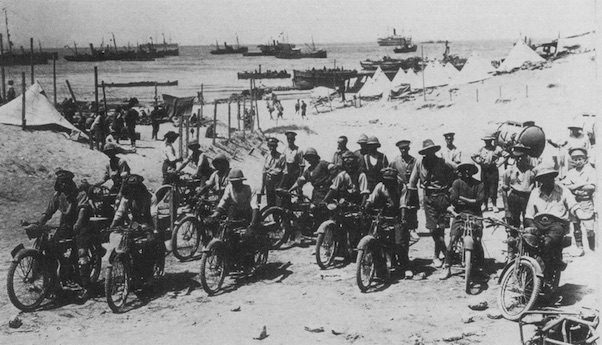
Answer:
[
  {"left": 102, "top": 81, "right": 107, "bottom": 113},
  {"left": 94, "top": 66, "right": 99, "bottom": 149},
  {"left": 21, "top": 72, "right": 25, "bottom": 130},
  {"left": 30, "top": 38, "right": 33, "bottom": 84},
  {"left": 212, "top": 100, "right": 217, "bottom": 145},
  {"left": 0, "top": 33, "right": 5, "bottom": 100},
  {"left": 52, "top": 55, "right": 56, "bottom": 105},
  {"left": 227, "top": 101, "right": 231, "bottom": 140},
  {"left": 196, "top": 108, "right": 200, "bottom": 142}
]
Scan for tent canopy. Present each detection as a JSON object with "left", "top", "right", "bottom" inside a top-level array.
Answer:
[
  {"left": 498, "top": 40, "right": 545, "bottom": 72},
  {"left": 358, "top": 67, "right": 391, "bottom": 97},
  {"left": 420, "top": 62, "right": 449, "bottom": 88},
  {"left": 451, "top": 52, "right": 495, "bottom": 85},
  {"left": 0, "top": 82, "right": 84, "bottom": 137}
]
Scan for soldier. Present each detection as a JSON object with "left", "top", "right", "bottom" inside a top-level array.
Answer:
[
  {"left": 390, "top": 139, "right": 418, "bottom": 234},
  {"left": 289, "top": 147, "right": 332, "bottom": 204},
  {"left": 408, "top": 139, "right": 456, "bottom": 267},
  {"left": 97, "top": 142, "right": 131, "bottom": 195},
  {"left": 354, "top": 133, "right": 369, "bottom": 166},
  {"left": 262, "top": 137, "right": 285, "bottom": 208},
  {"left": 440, "top": 132, "right": 462, "bottom": 169},
  {"left": 471, "top": 135, "right": 504, "bottom": 212},
  {"left": 362, "top": 136, "right": 389, "bottom": 192},
  {"left": 332, "top": 135, "right": 351, "bottom": 169},
  {"left": 279, "top": 131, "right": 304, "bottom": 190}
]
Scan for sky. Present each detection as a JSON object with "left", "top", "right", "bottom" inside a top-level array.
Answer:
[{"left": 0, "top": 0, "right": 597, "bottom": 47}]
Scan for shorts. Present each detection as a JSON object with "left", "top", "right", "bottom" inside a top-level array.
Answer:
[{"left": 423, "top": 191, "right": 450, "bottom": 230}]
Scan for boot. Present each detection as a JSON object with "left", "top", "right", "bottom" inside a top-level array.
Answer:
[
  {"left": 587, "top": 234, "right": 596, "bottom": 252},
  {"left": 570, "top": 223, "right": 585, "bottom": 257}
]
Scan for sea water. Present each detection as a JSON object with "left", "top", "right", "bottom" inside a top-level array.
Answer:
[{"left": 2, "top": 40, "right": 515, "bottom": 104}]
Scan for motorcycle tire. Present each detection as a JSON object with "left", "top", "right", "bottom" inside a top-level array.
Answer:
[
  {"left": 7, "top": 249, "right": 51, "bottom": 312},
  {"left": 105, "top": 257, "right": 130, "bottom": 313},
  {"left": 200, "top": 242, "right": 227, "bottom": 295},
  {"left": 497, "top": 258, "right": 542, "bottom": 321},
  {"left": 261, "top": 207, "right": 289, "bottom": 250},
  {"left": 315, "top": 225, "right": 338, "bottom": 269},
  {"left": 171, "top": 216, "right": 202, "bottom": 261},
  {"left": 464, "top": 250, "right": 472, "bottom": 294},
  {"left": 356, "top": 248, "right": 376, "bottom": 292}
]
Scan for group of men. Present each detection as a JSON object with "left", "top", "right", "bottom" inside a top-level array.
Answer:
[{"left": 266, "top": 98, "right": 307, "bottom": 120}]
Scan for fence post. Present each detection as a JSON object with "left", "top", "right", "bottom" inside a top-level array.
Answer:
[
  {"left": 213, "top": 100, "right": 217, "bottom": 145},
  {"left": 525, "top": 85, "right": 528, "bottom": 98},
  {"left": 228, "top": 101, "right": 231, "bottom": 140},
  {"left": 476, "top": 88, "right": 479, "bottom": 103},
  {"left": 178, "top": 113, "right": 183, "bottom": 158},
  {"left": 185, "top": 116, "right": 190, "bottom": 158},
  {"left": 21, "top": 72, "right": 25, "bottom": 130},
  {"left": 237, "top": 100, "right": 241, "bottom": 130},
  {"left": 196, "top": 108, "right": 200, "bottom": 142}
]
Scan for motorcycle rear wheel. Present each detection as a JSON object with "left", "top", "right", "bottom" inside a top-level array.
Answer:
[
  {"left": 261, "top": 207, "right": 289, "bottom": 250},
  {"left": 172, "top": 217, "right": 202, "bottom": 261},
  {"left": 7, "top": 249, "right": 51, "bottom": 312},
  {"left": 105, "top": 257, "right": 130, "bottom": 313}
]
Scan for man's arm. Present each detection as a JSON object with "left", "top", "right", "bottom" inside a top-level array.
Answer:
[{"left": 38, "top": 195, "right": 59, "bottom": 225}]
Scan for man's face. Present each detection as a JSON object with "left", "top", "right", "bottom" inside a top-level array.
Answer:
[
  {"left": 570, "top": 128, "right": 582, "bottom": 136},
  {"left": 571, "top": 154, "right": 586, "bottom": 168},
  {"left": 398, "top": 146, "right": 409, "bottom": 156},
  {"left": 287, "top": 137, "right": 295, "bottom": 146},
  {"left": 268, "top": 143, "right": 278, "bottom": 153},
  {"left": 458, "top": 168, "right": 471, "bottom": 179},
  {"left": 214, "top": 161, "right": 227, "bottom": 172},
  {"left": 231, "top": 180, "right": 243, "bottom": 191},
  {"left": 537, "top": 175, "right": 555, "bottom": 188},
  {"left": 305, "top": 156, "right": 319, "bottom": 166},
  {"left": 445, "top": 137, "right": 454, "bottom": 146},
  {"left": 337, "top": 139, "right": 347, "bottom": 150}
]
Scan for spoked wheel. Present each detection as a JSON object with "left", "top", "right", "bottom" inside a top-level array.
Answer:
[
  {"left": 105, "top": 257, "right": 130, "bottom": 313},
  {"left": 200, "top": 242, "right": 227, "bottom": 295},
  {"left": 172, "top": 217, "right": 202, "bottom": 261},
  {"left": 252, "top": 244, "right": 269, "bottom": 274},
  {"left": 7, "top": 249, "right": 51, "bottom": 312},
  {"left": 464, "top": 250, "right": 472, "bottom": 294},
  {"left": 89, "top": 246, "right": 103, "bottom": 284},
  {"left": 261, "top": 207, "right": 289, "bottom": 250},
  {"left": 315, "top": 224, "right": 338, "bottom": 269},
  {"left": 497, "top": 259, "right": 542, "bottom": 321},
  {"left": 356, "top": 248, "right": 376, "bottom": 292}
]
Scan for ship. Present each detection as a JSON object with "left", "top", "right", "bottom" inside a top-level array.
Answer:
[
  {"left": 0, "top": 10, "right": 56, "bottom": 66},
  {"left": 393, "top": 37, "right": 417, "bottom": 53},
  {"left": 243, "top": 40, "right": 296, "bottom": 57},
  {"left": 238, "top": 66, "right": 290, "bottom": 79},
  {"left": 139, "top": 34, "right": 179, "bottom": 57},
  {"left": 276, "top": 38, "right": 327, "bottom": 59},
  {"left": 377, "top": 28, "right": 412, "bottom": 46},
  {"left": 292, "top": 67, "right": 358, "bottom": 90},
  {"left": 64, "top": 35, "right": 155, "bottom": 62},
  {"left": 210, "top": 36, "right": 248, "bottom": 55},
  {"left": 360, "top": 56, "right": 422, "bottom": 71}
]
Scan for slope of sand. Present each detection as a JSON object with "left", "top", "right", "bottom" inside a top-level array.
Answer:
[{"left": 0, "top": 51, "right": 599, "bottom": 345}]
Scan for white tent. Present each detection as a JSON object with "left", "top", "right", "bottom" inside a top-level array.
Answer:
[
  {"left": 498, "top": 40, "right": 545, "bottom": 72},
  {"left": 391, "top": 68, "right": 408, "bottom": 86},
  {"left": 404, "top": 69, "right": 421, "bottom": 89},
  {"left": 451, "top": 52, "right": 495, "bottom": 85},
  {"left": 557, "top": 31, "right": 595, "bottom": 54},
  {"left": 421, "top": 62, "right": 449, "bottom": 88},
  {"left": 0, "top": 82, "right": 84, "bottom": 137},
  {"left": 358, "top": 67, "right": 391, "bottom": 98},
  {"left": 443, "top": 63, "right": 459, "bottom": 81}
]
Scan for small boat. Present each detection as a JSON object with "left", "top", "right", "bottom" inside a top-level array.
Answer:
[
  {"left": 292, "top": 67, "right": 357, "bottom": 89},
  {"left": 103, "top": 80, "right": 178, "bottom": 87},
  {"left": 360, "top": 56, "right": 422, "bottom": 71},
  {"left": 237, "top": 66, "right": 290, "bottom": 79},
  {"left": 393, "top": 37, "right": 418, "bottom": 53},
  {"left": 254, "top": 41, "right": 295, "bottom": 56},
  {"left": 210, "top": 36, "right": 248, "bottom": 55},
  {"left": 276, "top": 38, "right": 327, "bottom": 59}
]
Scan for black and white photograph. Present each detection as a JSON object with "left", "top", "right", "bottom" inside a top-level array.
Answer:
[{"left": 0, "top": 0, "right": 600, "bottom": 344}]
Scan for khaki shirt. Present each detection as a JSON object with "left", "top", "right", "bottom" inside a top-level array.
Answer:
[
  {"left": 441, "top": 145, "right": 462, "bottom": 168},
  {"left": 330, "top": 171, "right": 370, "bottom": 195},
  {"left": 502, "top": 164, "right": 535, "bottom": 193},
  {"left": 525, "top": 184, "right": 578, "bottom": 221},
  {"left": 263, "top": 151, "right": 285, "bottom": 178},
  {"left": 216, "top": 184, "right": 257, "bottom": 214},
  {"left": 563, "top": 164, "right": 596, "bottom": 201}
]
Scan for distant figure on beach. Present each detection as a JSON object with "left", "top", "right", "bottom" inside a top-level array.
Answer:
[
  {"left": 150, "top": 106, "right": 161, "bottom": 140},
  {"left": 266, "top": 100, "right": 275, "bottom": 120},
  {"left": 124, "top": 105, "right": 139, "bottom": 148},
  {"left": 295, "top": 99, "right": 300, "bottom": 116},
  {"left": 276, "top": 100, "right": 284, "bottom": 119},
  {"left": 111, "top": 107, "right": 125, "bottom": 144},
  {"left": 301, "top": 100, "right": 307, "bottom": 119},
  {"left": 91, "top": 111, "right": 106, "bottom": 151},
  {"left": 6, "top": 80, "right": 16, "bottom": 101}
]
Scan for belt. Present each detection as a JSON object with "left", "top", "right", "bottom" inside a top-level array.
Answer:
[{"left": 424, "top": 189, "right": 446, "bottom": 196}]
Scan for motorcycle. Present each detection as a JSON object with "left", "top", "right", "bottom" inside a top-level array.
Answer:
[
  {"left": 315, "top": 200, "right": 364, "bottom": 269},
  {"left": 492, "top": 214, "right": 572, "bottom": 321},
  {"left": 199, "top": 217, "right": 270, "bottom": 295},
  {"left": 104, "top": 223, "right": 165, "bottom": 313},
  {"left": 7, "top": 222, "right": 105, "bottom": 311},
  {"left": 447, "top": 209, "right": 485, "bottom": 294},
  {"left": 171, "top": 195, "right": 219, "bottom": 261}
]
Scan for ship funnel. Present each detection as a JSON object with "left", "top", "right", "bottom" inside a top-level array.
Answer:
[{"left": 393, "top": 28, "right": 396, "bottom": 35}]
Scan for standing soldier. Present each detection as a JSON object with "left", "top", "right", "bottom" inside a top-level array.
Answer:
[
  {"left": 562, "top": 147, "right": 596, "bottom": 255},
  {"left": 301, "top": 100, "right": 307, "bottom": 119},
  {"left": 295, "top": 99, "right": 301, "bottom": 116},
  {"left": 332, "top": 135, "right": 350, "bottom": 169},
  {"left": 440, "top": 132, "right": 462, "bottom": 169},
  {"left": 266, "top": 100, "right": 275, "bottom": 120},
  {"left": 472, "top": 135, "right": 504, "bottom": 212},
  {"left": 124, "top": 104, "right": 139, "bottom": 148},
  {"left": 390, "top": 139, "right": 418, "bottom": 233},
  {"left": 362, "top": 136, "right": 389, "bottom": 192},
  {"left": 501, "top": 144, "right": 535, "bottom": 227},
  {"left": 354, "top": 133, "right": 369, "bottom": 166},
  {"left": 408, "top": 139, "right": 456, "bottom": 267},
  {"left": 262, "top": 137, "right": 285, "bottom": 208},
  {"left": 279, "top": 131, "right": 304, "bottom": 190}
]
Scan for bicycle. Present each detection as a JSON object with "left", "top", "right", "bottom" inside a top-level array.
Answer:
[
  {"left": 260, "top": 189, "right": 325, "bottom": 249},
  {"left": 170, "top": 195, "right": 219, "bottom": 261},
  {"left": 489, "top": 215, "right": 573, "bottom": 321},
  {"left": 199, "top": 217, "right": 270, "bottom": 295},
  {"left": 315, "top": 200, "right": 364, "bottom": 269}
]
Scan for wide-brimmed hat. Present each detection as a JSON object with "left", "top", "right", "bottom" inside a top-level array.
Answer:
[
  {"left": 228, "top": 168, "right": 246, "bottom": 181},
  {"left": 568, "top": 122, "right": 583, "bottom": 130},
  {"left": 443, "top": 132, "right": 455, "bottom": 138},
  {"left": 418, "top": 139, "right": 441, "bottom": 155},
  {"left": 381, "top": 167, "right": 398, "bottom": 181},
  {"left": 164, "top": 131, "right": 179, "bottom": 141},
  {"left": 356, "top": 133, "right": 368, "bottom": 144},
  {"left": 284, "top": 131, "right": 297, "bottom": 138},
  {"left": 569, "top": 147, "right": 588, "bottom": 157},
  {"left": 481, "top": 135, "right": 496, "bottom": 141},
  {"left": 187, "top": 140, "right": 201, "bottom": 151},
  {"left": 103, "top": 142, "right": 118, "bottom": 154},
  {"left": 396, "top": 140, "right": 411, "bottom": 148},
  {"left": 304, "top": 147, "right": 320, "bottom": 159},
  {"left": 366, "top": 136, "right": 381, "bottom": 147},
  {"left": 212, "top": 153, "right": 228, "bottom": 166},
  {"left": 457, "top": 161, "right": 478, "bottom": 175},
  {"left": 534, "top": 166, "right": 558, "bottom": 180}
]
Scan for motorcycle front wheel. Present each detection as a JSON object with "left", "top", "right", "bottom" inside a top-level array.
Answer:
[
  {"left": 315, "top": 224, "right": 338, "bottom": 269},
  {"left": 356, "top": 248, "right": 376, "bottom": 292},
  {"left": 497, "top": 259, "right": 542, "bottom": 321},
  {"left": 261, "top": 207, "right": 289, "bottom": 250},
  {"left": 200, "top": 242, "right": 227, "bottom": 295},
  {"left": 7, "top": 249, "right": 51, "bottom": 312},
  {"left": 105, "top": 257, "right": 130, "bottom": 313},
  {"left": 171, "top": 216, "right": 202, "bottom": 261}
]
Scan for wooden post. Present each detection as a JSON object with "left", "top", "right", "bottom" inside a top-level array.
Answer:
[
  {"left": 52, "top": 55, "right": 56, "bottom": 105},
  {"left": 237, "top": 100, "right": 241, "bottom": 130},
  {"left": 178, "top": 110, "right": 183, "bottom": 157},
  {"left": 0, "top": 33, "right": 5, "bottom": 100},
  {"left": 253, "top": 79, "right": 260, "bottom": 130},
  {"left": 30, "top": 38, "right": 34, "bottom": 84},
  {"left": 185, "top": 116, "right": 190, "bottom": 158},
  {"left": 196, "top": 108, "right": 200, "bottom": 142},
  {"left": 227, "top": 101, "right": 231, "bottom": 140},
  {"left": 101, "top": 81, "right": 107, "bottom": 113},
  {"left": 421, "top": 45, "right": 426, "bottom": 101},
  {"left": 212, "top": 100, "right": 217, "bottom": 144},
  {"left": 154, "top": 82, "right": 158, "bottom": 107},
  {"left": 476, "top": 88, "right": 479, "bottom": 103},
  {"left": 242, "top": 98, "right": 246, "bottom": 136},
  {"left": 94, "top": 66, "right": 99, "bottom": 115},
  {"left": 525, "top": 84, "right": 528, "bottom": 98},
  {"left": 249, "top": 80, "right": 253, "bottom": 130},
  {"left": 21, "top": 72, "right": 25, "bottom": 129}
]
